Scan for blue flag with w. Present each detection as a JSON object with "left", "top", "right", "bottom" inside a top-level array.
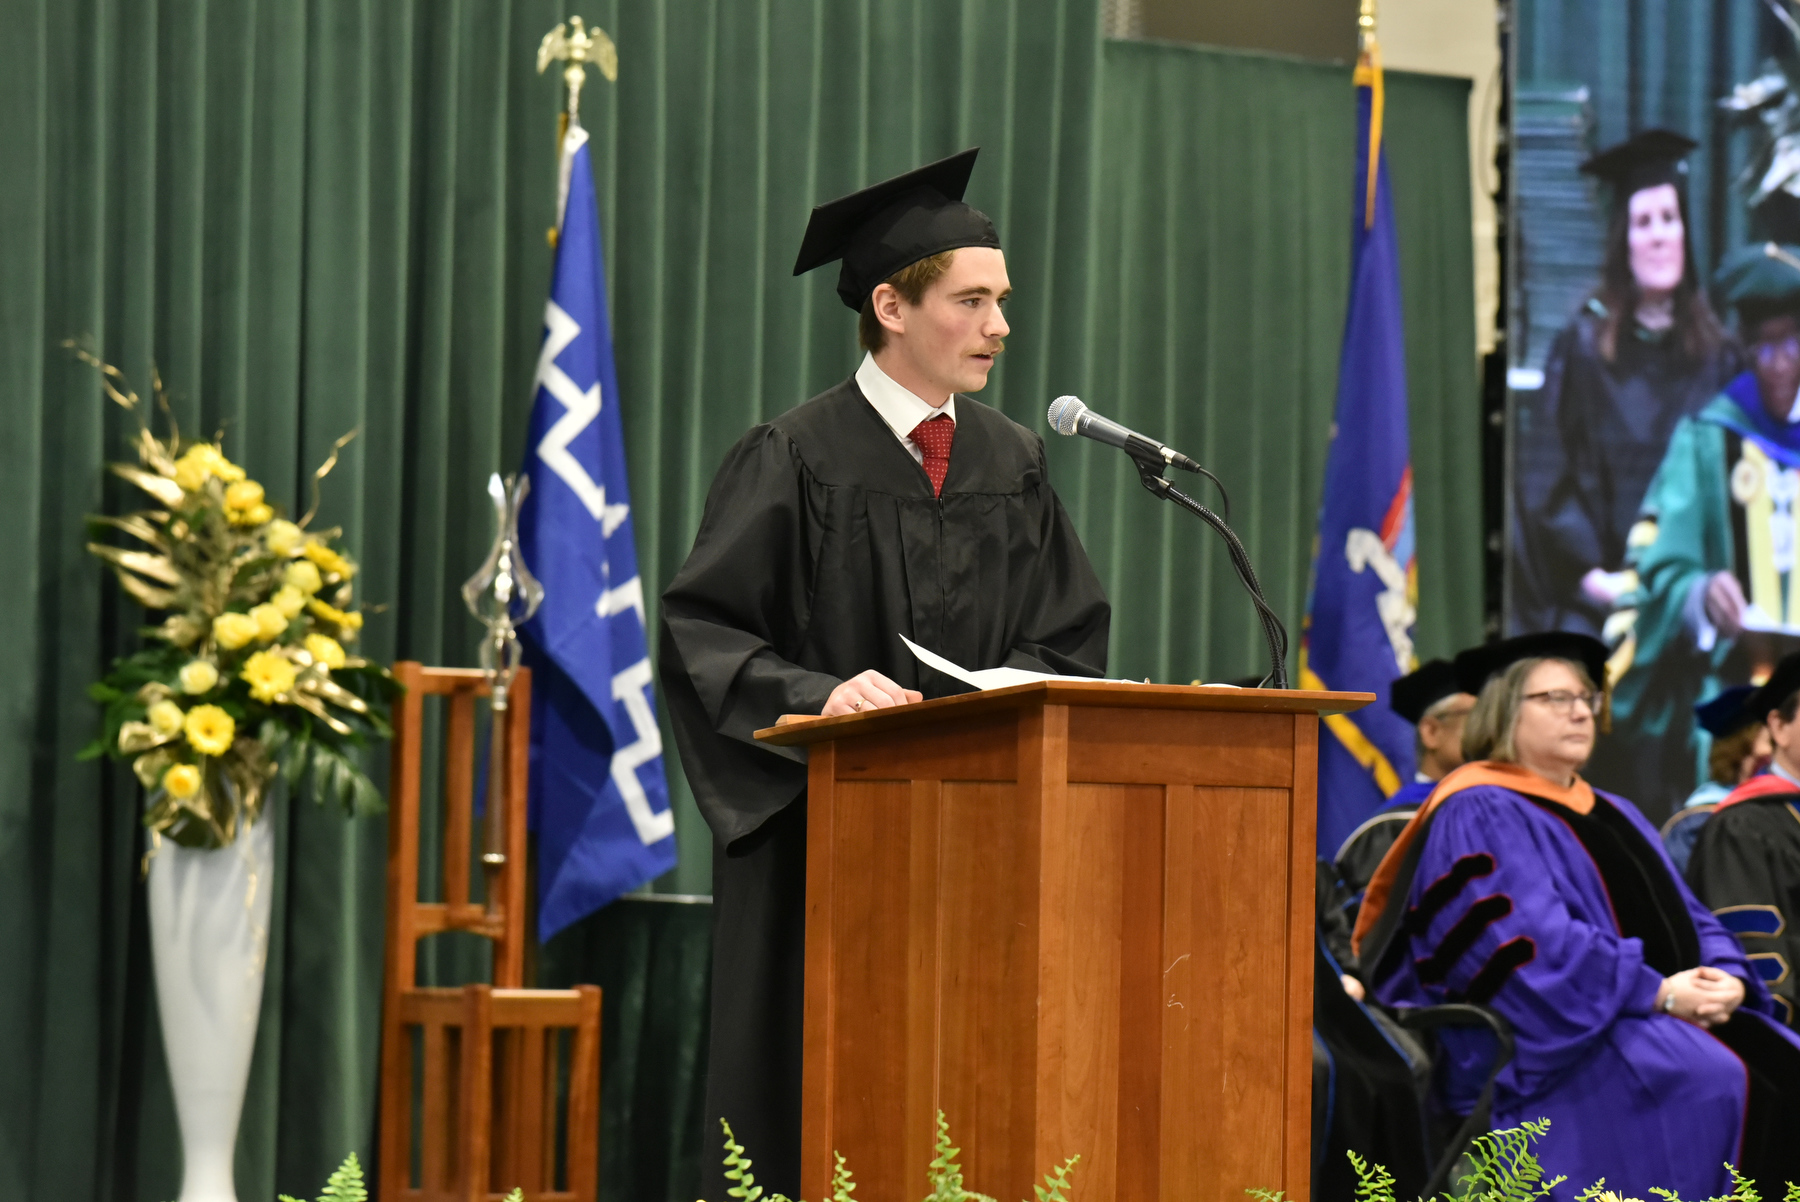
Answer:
[
  {"left": 1301, "top": 59, "right": 1419, "bottom": 860},
  {"left": 518, "top": 121, "right": 677, "bottom": 939}
]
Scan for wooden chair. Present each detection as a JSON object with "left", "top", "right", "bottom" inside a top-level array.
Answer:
[{"left": 379, "top": 663, "right": 603, "bottom": 1202}]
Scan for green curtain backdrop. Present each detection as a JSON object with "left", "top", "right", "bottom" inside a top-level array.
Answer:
[{"left": 0, "top": 1, "right": 1479, "bottom": 1198}]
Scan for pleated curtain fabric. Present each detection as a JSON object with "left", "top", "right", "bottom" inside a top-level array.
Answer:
[{"left": 0, "top": 2, "right": 1479, "bottom": 1198}]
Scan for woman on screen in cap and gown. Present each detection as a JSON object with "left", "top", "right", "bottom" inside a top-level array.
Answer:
[
  {"left": 659, "top": 149, "right": 1109, "bottom": 1200},
  {"left": 1353, "top": 632, "right": 1800, "bottom": 1200},
  {"left": 1620, "top": 243, "right": 1800, "bottom": 820},
  {"left": 1515, "top": 131, "right": 1740, "bottom": 641}
]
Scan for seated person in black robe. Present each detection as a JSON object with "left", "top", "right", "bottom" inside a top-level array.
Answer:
[
  {"left": 1335, "top": 658, "right": 1476, "bottom": 900},
  {"left": 1690, "top": 652, "right": 1800, "bottom": 1028},
  {"left": 658, "top": 149, "right": 1110, "bottom": 1201}
]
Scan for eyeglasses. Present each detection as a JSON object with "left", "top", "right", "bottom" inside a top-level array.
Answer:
[
  {"left": 1754, "top": 335, "right": 1800, "bottom": 367},
  {"left": 1523, "top": 689, "right": 1596, "bottom": 714}
]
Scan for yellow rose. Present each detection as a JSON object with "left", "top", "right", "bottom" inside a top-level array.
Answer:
[
  {"left": 146, "top": 699, "right": 185, "bottom": 738},
  {"left": 183, "top": 704, "right": 235, "bottom": 756},
  {"left": 173, "top": 457, "right": 209, "bottom": 493},
  {"left": 214, "top": 457, "right": 246, "bottom": 483},
  {"left": 306, "top": 597, "right": 364, "bottom": 637},
  {"left": 302, "top": 541, "right": 356, "bottom": 579},
  {"left": 284, "top": 560, "right": 323, "bottom": 595},
  {"left": 249, "top": 602, "right": 288, "bottom": 640},
  {"left": 178, "top": 659, "right": 219, "bottom": 695},
  {"left": 224, "top": 479, "right": 264, "bottom": 510},
  {"left": 265, "top": 519, "right": 302, "bottom": 556},
  {"left": 229, "top": 501, "right": 275, "bottom": 527},
  {"left": 240, "top": 649, "right": 299, "bottom": 703},
  {"left": 304, "top": 633, "right": 346, "bottom": 669},
  {"left": 162, "top": 763, "right": 202, "bottom": 800},
  {"left": 271, "top": 585, "right": 306, "bottom": 619},
  {"left": 212, "top": 612, "right": 260, "bottom": 650},
  {"left": 172, "top": 444, "right": 226, "bottom": 492}
]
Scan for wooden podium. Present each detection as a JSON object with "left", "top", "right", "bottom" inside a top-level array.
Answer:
[{"left": 755, "top": 680, "right": 1370, "bottom": 1202}]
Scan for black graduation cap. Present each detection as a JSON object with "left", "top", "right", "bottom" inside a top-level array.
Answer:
[
  {"left": 1694, "top": 684, "right": 1759, "bottom": 737},
  {"left": 1389, "top": 659, "right": 1464, "bottom": 725},
  {"left": 1746, "top": 652, "right": 1800, "bottom": 724},
  {"left": 1452, "top": 632, "right": 1611, "bottom": 699},
  {"left": 1715, "top": 242, "right": 1800, "bottom": 324},
  {"left": 793, "top": 148, "right": 1002, "bottom": 312},
  {"left": 1580, "top": 128, "right": 1697, "bottom": 201}
]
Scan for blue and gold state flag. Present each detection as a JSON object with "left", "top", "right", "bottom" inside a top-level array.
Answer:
[
  {"left": 1302, "top": 54, "right": 1419, "bottom": 858},
  {"left": 518, "top": 120, "right": 677, "bottom": 938}
]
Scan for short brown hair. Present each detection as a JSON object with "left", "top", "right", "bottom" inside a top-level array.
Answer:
[
  {"left": 858, "top": 250, "right": 957, "bottom": 352},
  {"left": 1461, "top": 656, "right": 1597, "bottom": 764},
  {"left": 1709, "top": 721, "right": 1765, "bottom": 786}
]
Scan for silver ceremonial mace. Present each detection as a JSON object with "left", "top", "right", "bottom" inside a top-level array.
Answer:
[{"left": 461, "top": 472, "right": 545, "bottom": 919}]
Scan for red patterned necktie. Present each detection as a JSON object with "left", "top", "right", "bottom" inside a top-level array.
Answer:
[{"left": 911, "top": 412, "right": 955, "bottom": 496}]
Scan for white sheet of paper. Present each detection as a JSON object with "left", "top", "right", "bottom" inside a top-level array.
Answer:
[
  {"left": 899, "top": 634, "right": 1114, "bottom": 691},
  {"left": 1738, "top": 603, "right": 1800, "bottom": 636}
]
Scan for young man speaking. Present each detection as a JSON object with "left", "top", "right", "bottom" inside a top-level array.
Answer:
[{"left": 659, "top": 148, "right": 1110, "bottom": 1196}]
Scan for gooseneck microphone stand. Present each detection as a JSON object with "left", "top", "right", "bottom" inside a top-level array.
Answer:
[{"left": 1131, "top": 452, "right": 1291, "bottom": 690}]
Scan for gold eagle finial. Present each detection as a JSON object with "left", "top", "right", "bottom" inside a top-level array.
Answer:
[{"left": 537, "top": 16, "right": 617, "bottom": 121}]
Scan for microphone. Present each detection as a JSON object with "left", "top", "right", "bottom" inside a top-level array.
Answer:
[{"left": 1047, "top": 396, "right": 1204, "bottom": 474}]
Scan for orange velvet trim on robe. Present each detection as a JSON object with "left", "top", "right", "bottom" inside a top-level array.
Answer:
[{"left": 1349, "top": 760, "right": 1595, "bottom": 958}]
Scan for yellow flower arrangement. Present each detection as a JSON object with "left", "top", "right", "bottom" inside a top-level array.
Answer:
[
  {"left": 178, "top": 659, "right": 219, "bottom": 695},
  {"left": 183, "top": 705, "right": 235, "bottom": 757},
  {"left": 163, "top": 763, "right": 202, "bottom": 800},
  {"left": 213, "top": 612, "right": 260, "bottom": 650},
  {"left": 249, "top": 602, "right": 289, "bottom": 640},
  {"left": 147, "top": 699, "right": 186, "bottom": 738},
  {"left": 284, "top": 560, "right": 323, "bottom": 595},
  {"left": 304, "top": 633, "right": 347, "bottom": 670},
  {"left": 271, "top": 585, "right": 307, "bottom": 619},
  {"left": 302, "top": 540, "right": 356, "bottom": 579},
  {"left": 79, "top": 352, "right": 396, "bottom": 849},
  {"left": 265, "top": 519, "right": 303, "bottom": 556},
  {"left": 240, "top": 649, "right": 299, "bottom": 703},
  {"left": 307, "top": 597, "right": 364, "bottom": 635}
]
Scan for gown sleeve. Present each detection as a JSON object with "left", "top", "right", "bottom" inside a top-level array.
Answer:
[
  {"left": 1630, "top": 417, "right": 1728, "bottom": 665},
  {"left": 1000, "top": 442, "right": 1111, "bottom": 678},
  {"left": 1531, "top": 325, "right": 1610, "bottom": 582},
  {"left": 659, "top": 426, "right": 844, "bottom": 843},
  {"left": 1688, "top": 802, "right": 1800, "bottom": 1024},
  {"left": 1393, "top": 790, "right": 1667, "bottom": 1097}
]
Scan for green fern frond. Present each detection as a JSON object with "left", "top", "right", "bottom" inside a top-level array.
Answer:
[
  {"left": 721, "top": 1118, "right": 764, "bottom": 1202},
  {"left": 1348, "top": 1149, "right": 1397, "bottom": 1202},
  {"left": 320, "top": 1153, "right": 368, "bottom": 1202},
  {"left": 503, "top": 1192, "right": 524, "bottom": 1202},
  {"left": 1783, "top": 1182, "right": 1800, "bottom": 1202},
  {"left": 1030, "top": 1154, "right": 1080, "bottom": 1202},
  {"left": 1724, "top": 1165, "right": 1762, "bottom": 1202},
  {"left": 1648, "top": 1188, "right": 1680, "bottom": 1202},
  {"left": 1243, "top": 1191, "right": 1289, "bottom": 1201},
  {"left": 1445, "top": 1120, "right": 1564, "bottom": 1202},
  {"left": 832, "top": 1149, "right": 858, "bottom": 1202}
]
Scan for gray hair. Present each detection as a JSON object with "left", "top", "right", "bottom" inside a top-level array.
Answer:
[{"left": 1461, "top": 656, "right": 1597, "bottom": 764}]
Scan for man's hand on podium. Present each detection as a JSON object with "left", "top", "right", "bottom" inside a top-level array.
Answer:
[{"left": 823, "top": 670, "right": 923, "bottom": 717}]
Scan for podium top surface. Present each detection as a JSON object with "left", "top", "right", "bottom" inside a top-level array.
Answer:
[{"left": 753, "top": 679, "right": 1372, "bottom": 746}]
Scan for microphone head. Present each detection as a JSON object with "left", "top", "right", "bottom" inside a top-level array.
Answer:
[{"left": 1047, "top": 395, "right": 1086, "bottom": 436}]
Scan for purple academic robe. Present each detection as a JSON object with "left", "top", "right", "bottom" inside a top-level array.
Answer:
[{"left": 1373, "top": 783, "right": 1800, "bottom": 1200}]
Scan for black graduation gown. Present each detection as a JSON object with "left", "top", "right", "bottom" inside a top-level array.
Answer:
[
  {"left": 1688, "top": 788, "right": 1800, "bottom": 1029},
  {"left": 659, "top": 376, "right": 1111, "bottom": 1198},
  {"left": 1513, "top": 309, "right": 1740, "bottom": 635}
]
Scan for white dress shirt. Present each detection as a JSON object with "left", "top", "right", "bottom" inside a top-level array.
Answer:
[{"left": 855, "top": 352, "right": 956, "bottom": 465}]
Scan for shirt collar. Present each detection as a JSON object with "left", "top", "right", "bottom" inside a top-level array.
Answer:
[
  {"left": 856, "top": 352, "right": 955, "bottom": 443},
  {"left": 1772, "top": 757, "right": 1800, "bottom": 789}
]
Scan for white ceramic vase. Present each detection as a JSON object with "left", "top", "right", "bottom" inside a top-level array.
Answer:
[{"left": 147, "top": 812, "right": 275, "bottom": 1202}]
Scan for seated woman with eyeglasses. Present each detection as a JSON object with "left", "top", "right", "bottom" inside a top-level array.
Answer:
[{"left": 1353, "top": 632, "right": 1800, "bottom": 1199}]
